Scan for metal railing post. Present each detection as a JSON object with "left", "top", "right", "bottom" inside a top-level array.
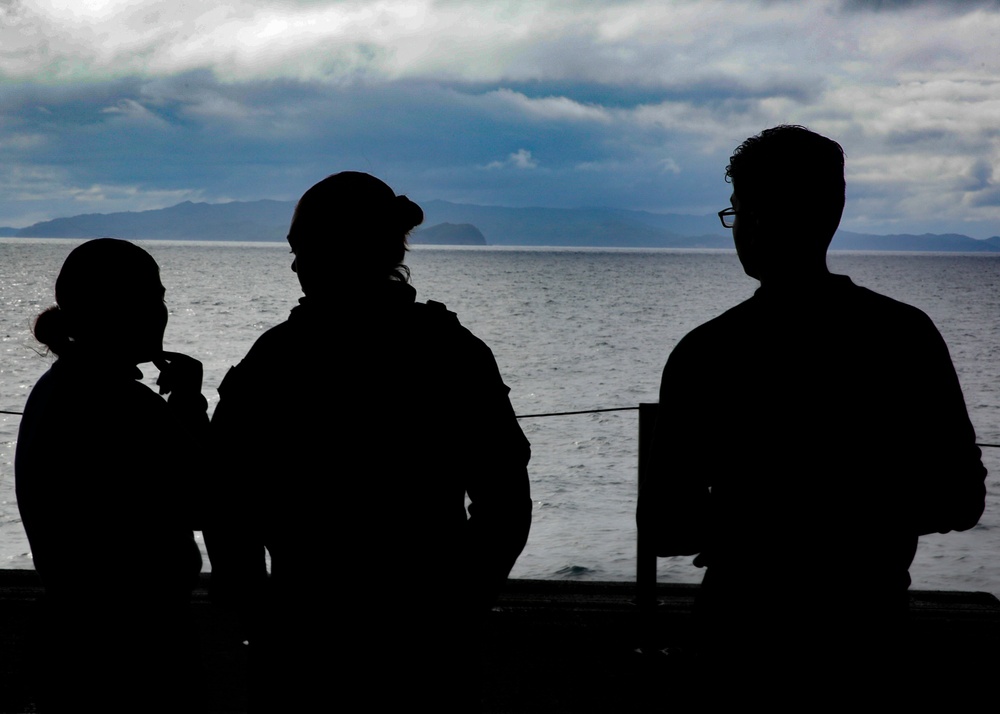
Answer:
[{"left": 636, "top": 402, "right": 658, "bottom": 611}]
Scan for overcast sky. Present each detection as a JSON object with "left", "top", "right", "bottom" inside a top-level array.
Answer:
[{"left": 3, "top": 0, "right": 1000, "bottom": 237}]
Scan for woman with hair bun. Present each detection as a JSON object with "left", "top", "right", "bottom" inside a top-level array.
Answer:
[
  {"left": 15, "top": 238, "right": 207, "bottom": 712},
  {"left": 208, "top": 172, "right": 531, "bottom": 711}
]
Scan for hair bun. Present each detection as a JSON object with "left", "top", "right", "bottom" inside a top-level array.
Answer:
[
  {"left": 33, "top": 306, "right": 72, "bottom": 356},
  {"left": 392, "top": 194, "right": 424, "bottom": 233}
]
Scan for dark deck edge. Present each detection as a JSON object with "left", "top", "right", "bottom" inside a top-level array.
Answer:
[{"left": 1, "top": 572, "right": 997, "bottom": 712}]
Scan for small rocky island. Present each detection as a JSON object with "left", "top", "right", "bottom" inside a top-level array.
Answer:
[{"left": 410, "top": 222, "right": 487, "bottom": 245}]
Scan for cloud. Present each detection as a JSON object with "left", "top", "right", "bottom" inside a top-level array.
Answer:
[
  {"left": 0, "top": 159, "right": 206, "bottom": 227},
  {"left": 838, "top": 0, "right": 1000, "bottom": 12},
  {"left": 0, "top": 1, "right": 889, "bottom": 87},
  {"left": 0, "top": 132, "right": 47, "bottom": 151},
  {"left": 99, "top": 97, "right": 172, "bottom": 128},
  {"left": 0, "top": 1, "right": 992, "bottom": 94},
  {"left": 961, "top": 159, "right": 994, "bottom": 192},
  {"left": 487, "top": 89, "right": 613, "bottom": 124},
  {"left": 4, "top": 1, "right": 1000, "bottom": 236},
  {"left": 659, "top": 158, "right": 681, "bottom": 174},
  {"left": 485, "top": 149, "right": 538, "bottom": 170}
]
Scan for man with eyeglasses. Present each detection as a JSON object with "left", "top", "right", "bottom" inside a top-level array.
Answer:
[{"left": 637, "top": 125, "right": 986, "bottom": 686}]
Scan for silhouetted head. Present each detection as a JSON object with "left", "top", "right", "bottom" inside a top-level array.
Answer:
[
  {"left": 287, "top": 172, "right": 424, "bottom": 296},
  {"left": 34, "top": 238, "right": 167, "bottom": 363},
  {"left": 725, "top": 125, "right": 845, "bottom": 280}
]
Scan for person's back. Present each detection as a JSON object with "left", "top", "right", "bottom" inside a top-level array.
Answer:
[
  {"left": 215, "top": 284, "right": 529, "bottom": 600},
  {"left": 208, "top": 173, "right": 531, "bottom": 710},
  {"left": 638, "top": 127, "right": 986, "bottom": 677},
  {"left": 659, "top": 277, "right": 982, "bottom": 634}
]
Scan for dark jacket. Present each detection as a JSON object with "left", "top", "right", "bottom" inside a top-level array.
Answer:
[
  {"left": 15, "top": 355, "right": 205, "bottom": 709},
  {"left": 207, "top": 281, "right": 531, "bottom": 707}
]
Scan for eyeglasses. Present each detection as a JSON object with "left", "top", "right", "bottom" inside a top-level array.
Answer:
[{"left": 718, "top": 207, "right": 738, "bottom": 229}]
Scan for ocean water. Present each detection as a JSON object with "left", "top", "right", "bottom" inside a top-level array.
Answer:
[{"left": 1, "top": 239, "right": 998, "bottom": 596}]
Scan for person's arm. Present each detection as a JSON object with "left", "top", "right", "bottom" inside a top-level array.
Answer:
[
  {"left": 904, "top": 319, "right": 986, "bottom": 536},
  {"left": 205, "top": 364, "right": 269, "bottom": 614},
  {"left": 156, "top": 351, "right": 210, "bottom": 531},
  {"left": 461, "top": 337, "right": 532, "bottom": 611},
  {"left": 636, "top": 342, "right": 712, "bottom": 559}
]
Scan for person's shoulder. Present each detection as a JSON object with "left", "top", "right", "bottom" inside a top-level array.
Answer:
[
  {"left": 246, "top": 319, "right": 298, "bottom": 357},
  {"left": 217, "top": 319, "right": 297, "bottom": 401},
  {"left": 847, "top": 280, "right": 921, "bottom": 311},
  {"left": 413, "top": 300, "right": 485, "bottom": 347},
  {"left": 23, "top": 365, "right": 56, "bottom": 404},
  {"left": 411, "top": 300, "right": 505, "bottom": 378},
  {"left": 675, "top": 296, "right": 758, "bottom": 353},
  {"left": 26, "top": 361, "right": 166, "bottom": 440},
  {"left": 87, "top": 366, "right": 169, "bottom": 423},
  {"left": 233, "top": 317, "right": 302, "bottom": 373},
  {"left": 412, "top": 299, "right": 461, "bottom": 325},
  {"left": 662, "top": 299, "right": 757, "bottom": 384},
  {"left": 843, "top": 281, "right": 939, "bottom": 331}
]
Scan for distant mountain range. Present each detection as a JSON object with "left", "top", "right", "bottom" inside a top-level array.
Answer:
[
  {"left": 7, "top": 200, "right": 293, "bottom": 242},
  {"left": 4, "top": 199, "right": 1000, "bottom": 252}
]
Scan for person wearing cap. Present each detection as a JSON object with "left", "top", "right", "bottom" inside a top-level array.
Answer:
[{"left": 207, "top": 172, "right": 531, "bottom": 711}]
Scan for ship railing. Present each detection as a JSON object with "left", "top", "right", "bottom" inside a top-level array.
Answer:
[{"left": 4, "top": 400, "right": 997, "bottom": 605}]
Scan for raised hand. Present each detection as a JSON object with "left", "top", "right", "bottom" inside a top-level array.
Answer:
[{"left": 154, "top": 351, "right": 204, "bottom": 397}]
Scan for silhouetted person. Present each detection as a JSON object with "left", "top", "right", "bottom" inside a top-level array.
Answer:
[
  {"left": 15, "top": 238, "right": 207, "bottom": 712},
  {"left": 207, "top": 172, "right": 532, "bottom": 711},
  {"left": 637, "top": 126, "right": 986, "bottom": 687}
]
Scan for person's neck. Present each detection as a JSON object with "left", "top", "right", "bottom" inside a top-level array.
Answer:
[
  {"left": 299, "top": 279, "right": 415, "bottom": 304},
  {"left": 60, "top": 346, "right": 144, "bottom": 377},
  {"left": 757, "top": 260, "right": 832, "bottom": 290}
]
